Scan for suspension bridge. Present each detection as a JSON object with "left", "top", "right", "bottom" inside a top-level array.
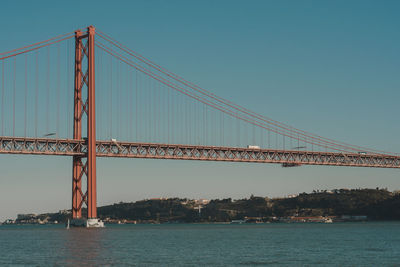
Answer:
[{"left": 1, "top": 26, "right": 398, "bottom": 227}]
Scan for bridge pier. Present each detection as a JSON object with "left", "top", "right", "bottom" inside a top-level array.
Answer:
[{"left": 69, "top": 218, "right": 104, "bottom": 228}]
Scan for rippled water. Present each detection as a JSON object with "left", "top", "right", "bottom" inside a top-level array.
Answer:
[{"left": 1, "top": 222, "right": 400, "bottom": 266}]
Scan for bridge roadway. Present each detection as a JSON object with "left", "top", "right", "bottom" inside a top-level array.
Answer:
[{"left": 0, "top": 136, "right": 399, "bottom": 168}]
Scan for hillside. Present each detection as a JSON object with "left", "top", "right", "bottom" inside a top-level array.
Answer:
[{"left": 8, "top": 188, "right": 400, "bottom": 224}]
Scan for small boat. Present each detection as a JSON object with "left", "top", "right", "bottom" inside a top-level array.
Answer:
[{"left": 231, "top": 220, "right": 246, "bottom": 224}]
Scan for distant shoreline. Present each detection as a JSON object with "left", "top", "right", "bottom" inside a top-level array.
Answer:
[
  {"left": 3, "top": 188, "right": 400, "bottom": 225},
  {"left": 3, "top": 220, "right": 400, "bottom": 227}
]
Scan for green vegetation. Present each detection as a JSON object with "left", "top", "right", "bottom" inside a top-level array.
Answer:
[
  {"left": 98, "top": 198, "right": 199, "bottom": 223},
  {"left": 96, "top": 188, "right": 400, "bottom": 223},
  {"left": 272, "top": 188, "right": 400, "bottom": 219},
  {"left": 25, "top": 188, "right": 400, "bottom": 224}
]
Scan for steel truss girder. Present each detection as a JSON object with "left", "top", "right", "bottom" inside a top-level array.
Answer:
[
  {"left": 0, "top": 137, "right": 83, "bottom": 155},
  {"left": 1, "top": 136, "right": 399, "bottom": 168}
]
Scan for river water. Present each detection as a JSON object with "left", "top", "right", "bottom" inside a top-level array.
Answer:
[{"left": 1, "top": 222, "right": 400, "bottom": 266}]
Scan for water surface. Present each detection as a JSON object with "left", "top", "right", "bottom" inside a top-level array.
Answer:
[{"left": 1, "top": 222, "right": 400, "bottom": 266}]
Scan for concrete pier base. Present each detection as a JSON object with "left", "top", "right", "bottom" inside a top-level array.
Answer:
[{"left": 68, "top": 218, "right": 105, "bottom": 228}]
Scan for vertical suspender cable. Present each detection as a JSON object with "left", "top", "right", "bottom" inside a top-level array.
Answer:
[
  {"left": 149, "top": 76, "right": 152, "bottom": 141},
  {"left": 298, "top": 133, "right": 300, "bottom": 150},
  {"left": 67, "top": 39, "right": 71, "bottom": 138},
  {"left": 147, "top": 77, "right": 153, "bottom": 141},
  {"left": 171, "top": 83, "right": 176, "bottom": 143},
  {"left": 35, "top": 52, "right": 38, "bottom": 137},
  {"left": 97, "top": 45, "right": 101, "bottom": 139},
  {"left": 126, "top": 63, "right": 130, "bottom": 140},
  {"left": 243, "top": 118, "right": 245, "bottom": 146},
  {"left": 237, "top": 117, "right": 240, "bottom": 147},
  {"left": 131, "top": 67, "right": 133, "bottom": 140},
  {"left": 119, "top": 62, "right": 122, "bottom": 139},
  {"left": 161, "top": 82, "right": 163, "bottom": 142},
  {"left": 138, "top": 72, "right": 141, "bottom": 141},
  {"left": 202, "top": 103, "right": 205, "bottom": 145},
  {"left": 57, "top": 44, "right": 60, "bottom": 138},
  {"left": 152, "top": 77, "right": 154, "bottom": 141},
  {"left": 221, "top": 112, "right": 224, "bottom": 146},
  {"left": 25, "top": 55, "right": 27, "bottom": 137},
  {"left": 116, "top": 61, "right": 120, "bottom": 139},
  {"left": 46, "top": 47, "right": 50, "bottom": 135},
  {"left": 153, "top": 78, "right": 156, "bottom": 141},
  {"left": 167, "top": 82, "right": 170, "bottom": 143},
  {"left": 177, "top": 89, "right": 180, "bottom": 143},
  {"left": 1, "top": 60, "right": 4, "bottom": 136},
  {"left": 13, "top": 57, "right": 16, "bottom": 137},
  {"left": 148, "top": 75, "right": 150, "bottom": 141},
  {"left": 135, "top": 70, "right": 138, "bottom": 140},
  {"left": 149, "top": 74, "right": 152, "bottom": 141},
  {"left": 186, "top": 96, "right": 188, "bottom": 143},
  {"left": 110, "top": 52, "right": 113, "bottom": 138},
  {"left": 283, "top": 135, "right": 285, "bottom": 150},
  {"left": 290, "top": 126, "right": 293, "bottom": 149},
  {"left": 187, "top": 94, "right": 190, "bottom": 143}
]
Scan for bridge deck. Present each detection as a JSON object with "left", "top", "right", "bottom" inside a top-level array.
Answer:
[{"left": 0, "top": 136, "right": 399, "bottom": 168}]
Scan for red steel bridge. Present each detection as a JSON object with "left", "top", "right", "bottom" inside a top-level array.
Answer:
[{"left": 1, "top": 26, "right": 399, "bottom": 225}]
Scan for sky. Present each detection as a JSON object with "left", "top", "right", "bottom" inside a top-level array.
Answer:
[{"left": 0, "top": 0, "right": 399, "bottom": 221}]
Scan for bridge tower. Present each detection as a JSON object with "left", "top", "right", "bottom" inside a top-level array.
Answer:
[{"left": 71, "top": 26, "right": 103, "bottom": 227}]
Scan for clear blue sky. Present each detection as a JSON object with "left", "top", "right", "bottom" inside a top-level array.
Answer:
[{"left": 0, "top": 0, "right": 399, "bottom": 221}]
